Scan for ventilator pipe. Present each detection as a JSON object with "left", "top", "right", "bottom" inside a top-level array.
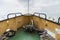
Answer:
[{"left": 58, "top": 17, "right": 60, "bottom": 24}]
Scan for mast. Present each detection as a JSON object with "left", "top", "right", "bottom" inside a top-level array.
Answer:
[{"left": 28, "top": 0, "right": 29, "bottom": 14}]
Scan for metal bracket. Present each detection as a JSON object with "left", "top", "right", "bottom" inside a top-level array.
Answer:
[
  {"left": 7, "top": 13, "right": 22, "bottom": 19},
  {"left": 33, "top": 12, "right": 47, "bottom": 19}
]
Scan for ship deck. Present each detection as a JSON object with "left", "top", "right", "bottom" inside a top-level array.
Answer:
[{"left": 9, "top": 28, "right": 40, "bottom": 40}]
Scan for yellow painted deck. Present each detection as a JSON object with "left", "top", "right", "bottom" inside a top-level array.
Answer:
[{"left": 0, "top": 13, "right": 60, "bottom": 40}]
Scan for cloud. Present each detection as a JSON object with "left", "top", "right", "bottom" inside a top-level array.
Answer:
[
  {"left": 28, "top": 0, "right": 60, "bottom": 21},
  {"left": 34, "top": 0, "right": 60, "bottom": 7},
  {"left": 0, "top": 0, "right": 28, "bottom": 15},
  {"left": 0, "top": 0, "right": 60, "bottom": 21},
  {"left": 0, "top": 0, "right": 28, "bottom": 20}
]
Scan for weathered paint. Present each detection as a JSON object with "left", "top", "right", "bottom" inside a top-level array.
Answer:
[{"left": 0, "top": 15, "right": 60, "bottom": 40}]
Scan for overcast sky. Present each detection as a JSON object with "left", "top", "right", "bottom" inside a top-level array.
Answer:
[{"left": 0, "top": 0, "right": 60, "bottom": 21}]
